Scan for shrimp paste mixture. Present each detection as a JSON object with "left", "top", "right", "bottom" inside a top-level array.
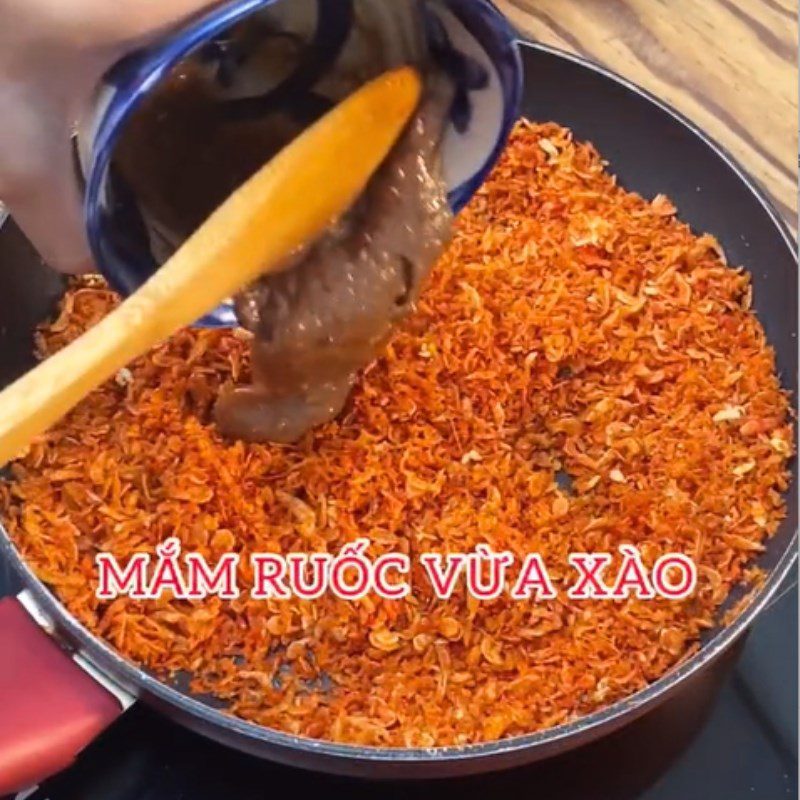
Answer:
[{"left": 113, "top": 1, "right": 454, "bottom": 443}]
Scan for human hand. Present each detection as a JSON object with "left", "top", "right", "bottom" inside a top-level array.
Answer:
[{"left": 0, "top": 0, "right": 220, "bottom": 273}]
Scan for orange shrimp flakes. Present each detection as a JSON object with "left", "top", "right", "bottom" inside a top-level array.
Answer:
[{"left": 0, "top": 121, "right": 792, "bottom": 747}]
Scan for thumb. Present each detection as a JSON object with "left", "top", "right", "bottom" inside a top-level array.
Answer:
[
  {"left": 5, "top": 155, "right": 91, "bottom": 276},
  {"left": 0, "top": 0, "right": 227, "bottom": 274},
  {"left": 0, "top": 84, "right": 92, "bottom": 274}
]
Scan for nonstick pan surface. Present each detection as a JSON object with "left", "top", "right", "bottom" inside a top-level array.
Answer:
[{"left": 0, "top": 41, "right": 796, "bottom": 779}]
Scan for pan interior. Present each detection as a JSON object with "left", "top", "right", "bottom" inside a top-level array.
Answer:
[{"left": 0, "top": 43, "right": 795, "bottom": 769}]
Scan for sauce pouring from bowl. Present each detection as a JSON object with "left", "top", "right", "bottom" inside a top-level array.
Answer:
[{"left": 0, "top": 66, "right": 422, "bottom": 467}]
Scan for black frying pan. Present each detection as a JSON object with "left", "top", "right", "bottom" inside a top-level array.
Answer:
[{"left": 0, "top": 41, "right": 796, "bottom": 786}]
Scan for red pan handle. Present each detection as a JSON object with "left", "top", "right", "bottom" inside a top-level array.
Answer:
[{"left": 0, "top": 596, "right": 126, "bottom": 795}]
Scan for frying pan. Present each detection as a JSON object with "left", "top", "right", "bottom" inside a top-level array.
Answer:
[{"left": 0, "top": 41, "right": 796, "bottom": 790}]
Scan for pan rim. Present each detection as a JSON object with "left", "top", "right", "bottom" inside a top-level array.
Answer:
[{"left": 0, "top": 38, "right": 797, "bottom": 767}]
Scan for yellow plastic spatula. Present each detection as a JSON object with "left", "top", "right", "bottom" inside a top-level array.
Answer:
[{"left": 0, "top": 66, "right": 422, "bottom": 467}]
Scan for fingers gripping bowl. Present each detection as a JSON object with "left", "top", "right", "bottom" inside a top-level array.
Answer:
[
  {"left": 73, "top": 0, "right": 522, "bottom": 447},
  {"left": 0, "top": 44, "right": 796, "bottom": 780},
  {"left": 78, "top": 0, "right": 523, "bottom": 327}
]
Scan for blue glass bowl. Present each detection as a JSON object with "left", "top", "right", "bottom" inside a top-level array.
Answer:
[{"left": 78, "top": 0, "right": 522, "bottom": 327}]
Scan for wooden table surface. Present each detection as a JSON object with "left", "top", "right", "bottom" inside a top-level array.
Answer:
[{"left": 496, "top": 0, "right": 798, "bottom": 226}]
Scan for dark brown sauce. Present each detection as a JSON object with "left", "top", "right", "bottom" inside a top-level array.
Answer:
[
  {"left": 115, "top": 63, "right": 454, "bottom": 444},
  {"left": 114, "top": 62, "right": 306, "bottom": 263}
]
